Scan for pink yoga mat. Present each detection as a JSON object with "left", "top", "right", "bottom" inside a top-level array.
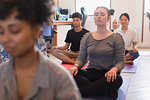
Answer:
[
  {"left": 61, "top": 63, "right": 88, "bottom": 70},
  {"left": 62, "top": 60, "right": 138, "bottom": 73}
]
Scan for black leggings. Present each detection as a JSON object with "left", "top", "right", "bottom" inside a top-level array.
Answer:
[{"left": 74, "top": 68, "right": 123, "bottom": 97}]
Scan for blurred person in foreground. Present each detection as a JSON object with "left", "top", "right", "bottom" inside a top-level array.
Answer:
[{"left": 0, "top": 0, "right": 81, "bottom": 100}]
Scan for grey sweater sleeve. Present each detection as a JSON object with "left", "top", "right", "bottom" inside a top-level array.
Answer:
[
  {"left": 114, "top": 33, "right": 125, "bottom": 72},
  {"left": 75, "top": 33, "right": 90, "bottom": 68}
]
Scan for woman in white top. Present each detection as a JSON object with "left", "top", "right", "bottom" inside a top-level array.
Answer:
[{"left": 115, "top": 13, "right": 139, "bottom": 64}]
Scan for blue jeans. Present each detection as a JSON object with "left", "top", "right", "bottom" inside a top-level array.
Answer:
[{"left": 125, "top": 50, "right": 139, "bottom": 61}]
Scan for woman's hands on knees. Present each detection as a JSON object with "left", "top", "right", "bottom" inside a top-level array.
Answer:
[
  {"left": 105, "top": 67, "right": 118, "bottom": 83},
  {"left": 69, "top": 66, "right": 78, "bottom": 76}
]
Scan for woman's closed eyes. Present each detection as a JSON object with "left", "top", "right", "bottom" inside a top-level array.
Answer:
[{"left": 0, "top": 24, "right": 21, "bottom": 35}]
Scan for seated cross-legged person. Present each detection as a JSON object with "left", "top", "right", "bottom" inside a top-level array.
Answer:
[
  {"left": 115, "top": 13, "right": 139, "bottom": 64},
  {"left": 69, "top": 6, "right": 125, "bottom": 99},
  {"left": 51, "top": 12, "right": 89, "bottom": 64}
]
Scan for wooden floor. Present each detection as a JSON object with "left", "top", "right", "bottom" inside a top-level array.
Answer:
[{"left": 122, "top": 48, "right": 150, "bottom": 100}]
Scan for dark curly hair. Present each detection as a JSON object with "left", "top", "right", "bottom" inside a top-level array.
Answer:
[{"left": 0, "top": 0, "right": 54, "bottom": 26}]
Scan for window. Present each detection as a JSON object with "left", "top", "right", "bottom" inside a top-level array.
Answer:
[
  {"left": 76, "top": 0, "right": 110, "bottom": 15},
  {"left": 145, "top": 0, "right": 150, "bottom": 13}
]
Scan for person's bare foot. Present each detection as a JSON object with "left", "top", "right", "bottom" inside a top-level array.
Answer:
[
  {"left": 71, "top": 58, "right": 77, "bottom": 61},
  {"left": 62, "top": 60, "right": 75, "bottom": 65},
  {"left": 61, "top": 58, "right": 77, "bottom": 65},
  {"left": 125, "top": 60, "right": 133, "bottom": 65}
]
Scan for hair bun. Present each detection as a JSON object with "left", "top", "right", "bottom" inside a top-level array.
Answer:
[{"left": 109, "top": 9, "right": 115, "bottom": 16}]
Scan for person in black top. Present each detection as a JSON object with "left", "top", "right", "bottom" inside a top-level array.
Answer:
[{"left": 51, "top": 12, "right": 89, "bottom": 64}]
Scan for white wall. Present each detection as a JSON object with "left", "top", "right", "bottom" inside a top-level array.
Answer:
[
  {"left": 58, "top": 0, "right": 150, "bottom": 47},
  {"left": 57, "top": 25, "right": 71, "bottom": 46},
  {"left": 142, "top": 16, "right": 150, "bottom": 47},
  {"left": 58, "top": 0, "right": 75, "bottom": 14},
  {"left": 84, "top": 16, "right": 96, "bottom": 32},
  {"left": 111, "top": 0, "right": 144, "bottom": 47}
]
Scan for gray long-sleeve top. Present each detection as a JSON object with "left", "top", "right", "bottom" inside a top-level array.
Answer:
[{"left": 76, "top": 32, "right": 125, "bottom": 72}]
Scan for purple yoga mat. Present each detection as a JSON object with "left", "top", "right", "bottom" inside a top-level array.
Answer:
[
  {"left": 117, "top": 77, "right": 130, "bottom": 100},
  {"left": 82, "top": 77, "right": 131, "bottom": 100},
  {"left": 121, "top": 59, "right": 139, "bottom": 73}
]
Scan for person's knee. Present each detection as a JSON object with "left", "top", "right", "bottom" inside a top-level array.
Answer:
[
  {"left": 113, "top": 75, "right": 123, "bottom": 89},
  {"left": 51, "top": 49, "right": 60, "bottom": 56},
  {"left": 74, "top": 75, "right": 91, "bottom": 88},
  {"left": 129, "top": 51, "right": 139, "bottom": 61}
]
